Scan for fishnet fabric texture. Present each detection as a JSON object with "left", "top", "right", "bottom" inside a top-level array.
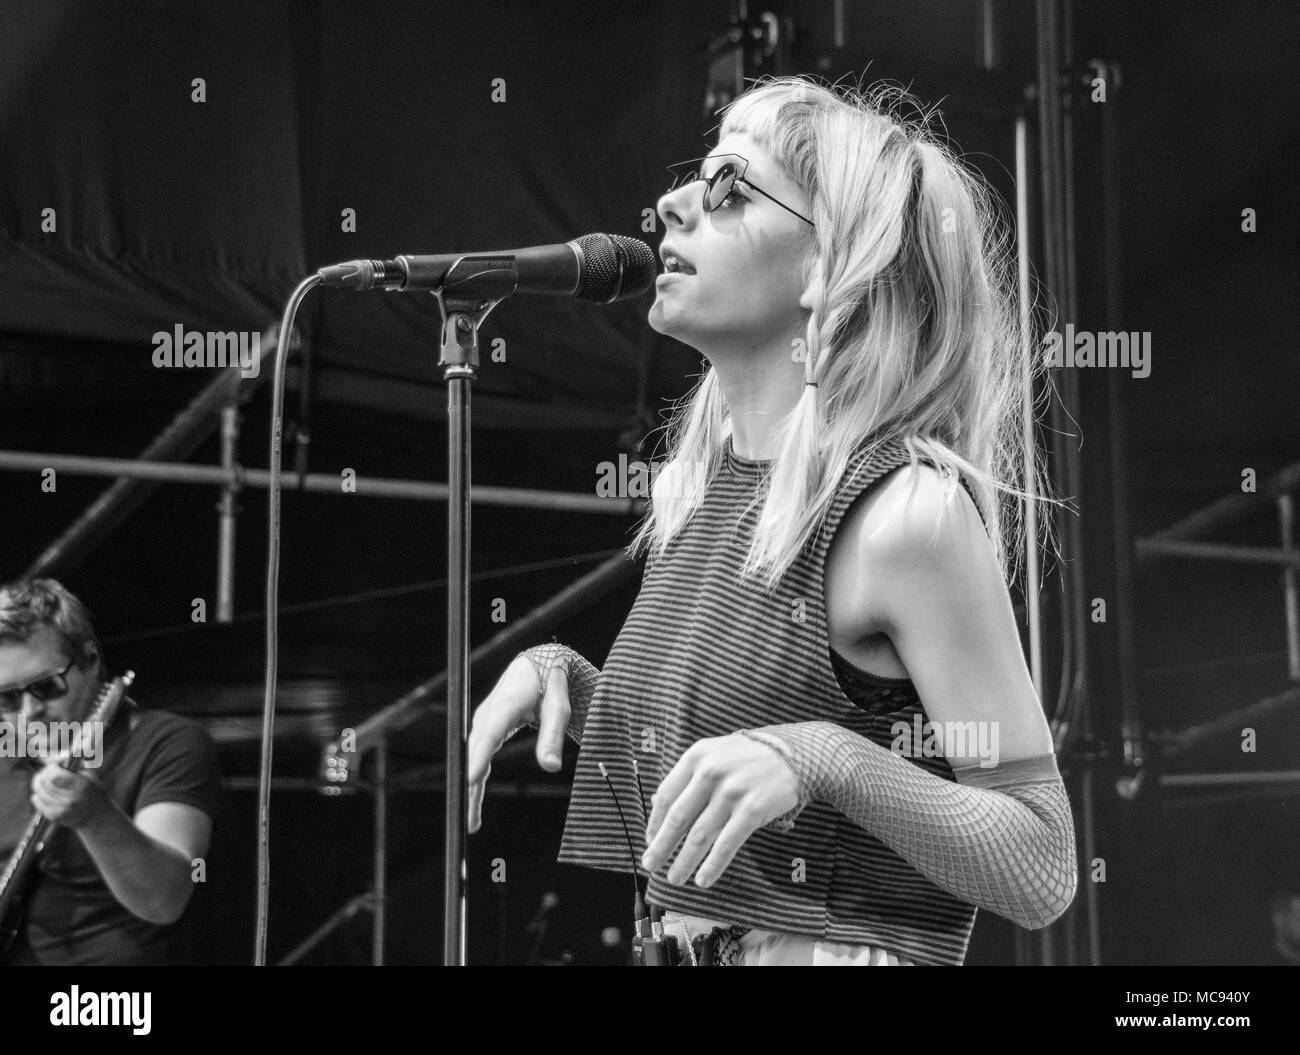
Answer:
[
  {"left": 520, "top": 643, "right": 601, "bottom": 746},
  {"left": 741, "top": 721, "right": 1078, "bottom": 930}
]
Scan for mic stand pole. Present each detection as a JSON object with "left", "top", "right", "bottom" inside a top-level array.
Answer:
[{"left": 432, "top": 260, "right": 517, "bottom": 966}]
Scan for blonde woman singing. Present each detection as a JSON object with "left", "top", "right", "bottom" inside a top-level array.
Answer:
[{"left": 468, "top": 76, "right": 1077, "bottom": 966}]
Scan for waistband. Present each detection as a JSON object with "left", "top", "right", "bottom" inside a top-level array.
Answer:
[{"left": 658, "top": 911, "right": 917, "bottom": 966}]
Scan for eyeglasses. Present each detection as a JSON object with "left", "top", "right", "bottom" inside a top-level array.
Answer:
[
  {"left": 0, "top": 656, "right": 76, "bottom": 713},
  {"left": 666, "top": 153, "right": 816, "bottom": 228}
]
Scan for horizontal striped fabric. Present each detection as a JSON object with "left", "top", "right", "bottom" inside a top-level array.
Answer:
[{"left": 558, "top": 435, "right": 978, "bottom": 965}]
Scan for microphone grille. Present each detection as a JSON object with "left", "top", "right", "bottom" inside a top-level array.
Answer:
[{"left": 573, "top": 234, "right": 657, "bottom": 303}]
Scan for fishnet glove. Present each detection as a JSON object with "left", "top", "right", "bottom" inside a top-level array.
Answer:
[
  {"left": 740, "top": 722, "right": 1078, "bottom": 930},
  {"left": 520, "top": 643, "right": 601, "bottom": 746}
]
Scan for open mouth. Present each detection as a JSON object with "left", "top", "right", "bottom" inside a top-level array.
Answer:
[{"left": 660, "top": 250, "right": 697, "bottom": 276}]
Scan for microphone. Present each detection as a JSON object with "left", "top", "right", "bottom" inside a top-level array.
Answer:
[{"left": 316, "top": 233, "right": 657, "bottom": 304}]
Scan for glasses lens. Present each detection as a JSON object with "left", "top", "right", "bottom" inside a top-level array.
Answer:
[
  {"left": 28, "top": 674, "right": 68, "bottom": 703},
  {"left": 703, "top": 162, "right": 740, "bottom": 212},
  {"left": 0, "top": 666, "right": 71, "bottom": 710}
]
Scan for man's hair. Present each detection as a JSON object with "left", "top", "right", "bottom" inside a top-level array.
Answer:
[{"left": 0, "top": 578, "right": 103, "bottom": 671}]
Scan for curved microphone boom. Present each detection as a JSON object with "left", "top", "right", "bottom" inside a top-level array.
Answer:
[{"left": 316, "top": 233, "right": 657, "bottom": 304}]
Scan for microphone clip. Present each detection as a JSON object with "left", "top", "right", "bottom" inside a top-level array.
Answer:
[{"left": 431, "top": 262, "right": 517, "bottom": 376}]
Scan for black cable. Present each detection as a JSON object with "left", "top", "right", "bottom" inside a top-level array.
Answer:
[
  {"left": 632, "top": 757, "right": 650, "bottom": 822},
  {"left": 254, "top": 276, "right": 320, "bottom": 966},
  {"left": 598, "top": 761, "right": 644, "bottom": 907}
]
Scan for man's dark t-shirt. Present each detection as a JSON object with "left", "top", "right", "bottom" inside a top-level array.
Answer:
[{"left": 0, "top": 703, "right": 223, "bottom": 965}]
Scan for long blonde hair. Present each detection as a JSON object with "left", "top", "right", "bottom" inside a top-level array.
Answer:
[{"left": 631, "top": 76, "right": 1058, "bottom": 591}]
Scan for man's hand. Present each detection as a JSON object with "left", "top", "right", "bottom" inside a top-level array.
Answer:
[
  {"left": 642, "top": 734, "right": 801, "bottom": 888},
  {"left": 31, "top": 765, "right": 113, "bottom": 830}
]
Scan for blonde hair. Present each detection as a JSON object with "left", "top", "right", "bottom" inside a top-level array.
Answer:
[{"left": 631, "top": 76, "right": 1060, "bottom": 591}]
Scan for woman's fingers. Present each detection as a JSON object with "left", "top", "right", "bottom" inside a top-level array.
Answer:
[
  {"left": 645, "top": 740, "right": 709, "bottom": 844},
  {"left": 642, "top": 769, "right": 713, "bottom": 872},
  {"left": 664, "top": 797, "right": 733, "bottom": 886},
  {"left": 641, "top": 736, "right": 785, "bottom": 886},
  {"left": 467, "top": 658, "right": 537, "bottom": 784},
  {"left": 467, "top": 760, "right": 490, "bottom": 833},
  {"left": 466, "top": 707, "right": 508, "bottom": 788},
  {"left": 534, "top": 666, "right": 571, "bottom": 772},
  {"left": 467, "top": 709, "right": 504, "bottom": 834},
  {"left": 467, "top": 654, "right": 551, "bottom": 832},
  {"left": 693, "top": 808, "right": 760, "bottom": 888}
]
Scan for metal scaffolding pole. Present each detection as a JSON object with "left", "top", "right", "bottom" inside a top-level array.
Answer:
[
  {"left": 216, "top": 401, "right": 242, "bottom": 622},
  {"left": 1137, "top": 461, "right": 1300, "bottom": 553},
  {"left": 18, "top": 325, "right": 281, "bottom": 579},
  {"left": 296, "top": 551, "right": 640, "bottom": 964},
  {"left": 1280, "top": 494, "right": 1300, "bottom": 680},
  {"left": 319, "top": 549, "right": 640, "bottom": 776},
  {"left": 0, "top": 450, "right": 641, "bottom": 516},
  {"left": 1163, "top": 685, "right": 1300, "bottom": 764},
  {"left": 1034, "top": 0, "right": 1095, "bottom": 968}
]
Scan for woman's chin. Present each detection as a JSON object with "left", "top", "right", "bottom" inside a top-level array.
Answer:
[
  {"left": 650, "top": 302, "right": 725, "bottom": 358},
  {"left": 647, "top": 299, "right": 676, "bottom": 337}
]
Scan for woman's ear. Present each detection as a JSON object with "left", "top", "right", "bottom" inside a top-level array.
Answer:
[{"left": 797, "top": 247, "right": 820, "bottom": 313}]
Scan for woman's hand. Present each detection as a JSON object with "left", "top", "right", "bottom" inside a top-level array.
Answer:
[
  {"left": 466, "top": 653, "right": 570, "bottom": 834},
  {"left": 641, "top": 733, "right": 800, "bottom": 888}
]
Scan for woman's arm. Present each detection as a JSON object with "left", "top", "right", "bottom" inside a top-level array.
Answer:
[
  {"left": 740, "top": 723, "right": 1076, "bottom": 929},
  {"left": 743, "top": 464, "right": 1076, "bottom": 928}
]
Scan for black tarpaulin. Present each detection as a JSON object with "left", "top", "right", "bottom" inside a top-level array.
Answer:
[{"left": 0, "top": 0, "right": 719, "bottom": 421}]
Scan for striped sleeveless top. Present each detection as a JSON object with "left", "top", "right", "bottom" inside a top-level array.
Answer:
[{"left": 558, "top": 434, "right": 980, "bottom": 965}]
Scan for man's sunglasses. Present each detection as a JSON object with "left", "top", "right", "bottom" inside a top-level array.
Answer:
[
  {"left": 666, "top": 154, "right": 816, "bottom": 228},
  {"left": 0, "top": 656, "right": 75, "bottom": 712}
]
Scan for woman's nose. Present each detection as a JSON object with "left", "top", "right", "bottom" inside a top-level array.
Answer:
[{"left": 657, "top": 181, "right": 696, "bottom": 231}]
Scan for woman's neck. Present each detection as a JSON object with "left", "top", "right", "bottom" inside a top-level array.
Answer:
[{"left": 707, "top": 342, "right": 804, "bottom": 461}]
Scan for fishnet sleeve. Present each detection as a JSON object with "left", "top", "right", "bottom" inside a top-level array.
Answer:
[
  {"left": 520, "top": 643, "right": 601, "bottom": 746},
  {"left": 740, "top": 721, "right": 1078, "bottom": 930}
]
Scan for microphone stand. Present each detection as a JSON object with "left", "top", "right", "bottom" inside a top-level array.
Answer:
[{"left": 433, "top": 258, "right": 517, "bottom": 966}]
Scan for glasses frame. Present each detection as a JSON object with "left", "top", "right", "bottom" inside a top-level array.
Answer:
[
  {"left": 0, "top": 656, "right": 76, "bottom": 712},
  {"left": 668, "top": 153, "right": 816, "bottom": 228}
]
